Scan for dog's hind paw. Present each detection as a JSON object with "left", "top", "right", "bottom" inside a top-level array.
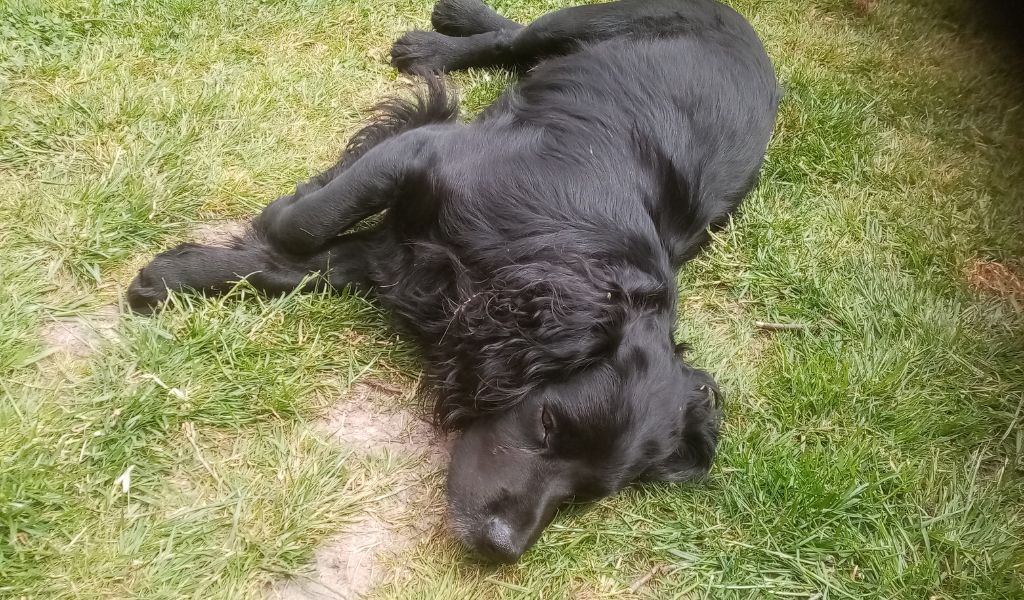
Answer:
[
  {"left": 431, "top": 0, "right": 520, "bottom": 37},
  {"left": 390, "top": 30, "right": 457, "bottom": 74}
]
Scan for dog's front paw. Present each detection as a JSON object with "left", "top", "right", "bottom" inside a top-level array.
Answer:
[
  {"left": 127, "top": 262, "right": 171, "bottom": 314},
  {"left": 125, "top": 244, "right": 208, "bottom": 313},
  {"left": 390, "top": 30, "right": 456, "bottom": 74},
  {"left": 253, "top": 194, "right": 294, "bottom": 238},
  {"left": 252, "top": 194, "right": 321, "bottom": 254}
]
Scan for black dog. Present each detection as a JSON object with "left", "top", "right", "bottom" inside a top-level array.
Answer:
[{"left": 128, "top": 0, "right": 779, "bottom": 562}]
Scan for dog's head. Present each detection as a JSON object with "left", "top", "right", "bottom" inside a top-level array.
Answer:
[{"left": 444, "top": 316, "right": 721, "bottom": 562}]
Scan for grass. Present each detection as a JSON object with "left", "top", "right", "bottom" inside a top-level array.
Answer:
[{"left": 1, "top": 0, "right": 1022, "bottom": 598}]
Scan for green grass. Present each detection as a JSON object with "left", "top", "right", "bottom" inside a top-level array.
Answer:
[{"left": 2, "top": 0, "right": 1023, "bottom": 598}]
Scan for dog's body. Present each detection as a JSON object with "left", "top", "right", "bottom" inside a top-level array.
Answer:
[{"left": 129, "top": 0, "right": 779, "bottom": 562}]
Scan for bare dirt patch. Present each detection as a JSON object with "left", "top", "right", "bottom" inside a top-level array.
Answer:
[
  {"left": 317, "top": 381, "right": 445, "bottom": 458},
  {"left": 967, "top": 259, "right": 1024, "bottom": 307},
  {"left": 39, "top": 305, "right": 120, "bottom": 360},
  {"left": 852, "top": 0, "right": 878, "bottom": 17},
  {"left": 192, "top": 219, "right": 250, "bottom": 246},
  {"left": 270, "top": 381, "right": 451, "bottom": 599}
]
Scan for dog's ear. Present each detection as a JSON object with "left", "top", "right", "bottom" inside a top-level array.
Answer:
[
  {"left": 431, "top": 260, "right": 623, "bottom": 428},
  {"left": 643, "top": 367, "right": 722, "bottom": 483}
]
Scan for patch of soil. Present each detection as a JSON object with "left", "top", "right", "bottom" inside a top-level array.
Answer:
[
  {"left": 269, "top": 381, "right": 451, "bottom": 599},
  {"left": 39, "top": 305, "right": 120, "bottom": 359},
  {"left": 192, "top": 219, "right": 250, "bottom": 246},
  {"left": 317, "top": 382, "right": 446, "bottom": 458},
  {"left": 967, "top": 259, "right": 1024, "bottom": 306},
  {"left": 852, "top": 0, "right": 878, "bottom": 17}
]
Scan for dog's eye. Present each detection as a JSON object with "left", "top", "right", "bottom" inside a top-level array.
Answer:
[{"left": 541, "top": 405, "right": 556, "bottom": 443}]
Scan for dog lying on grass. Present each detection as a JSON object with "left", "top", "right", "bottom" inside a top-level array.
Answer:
[{"left": 128, "top": 0, "right": 779, "bottom": 562}]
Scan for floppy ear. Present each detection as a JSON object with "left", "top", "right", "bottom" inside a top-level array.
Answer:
[
  {"left": 429, "top": 257, "right": 670, "bottom": 429},
  {"left": 644, "top": 368, "right": 722, "bottom": 483}
]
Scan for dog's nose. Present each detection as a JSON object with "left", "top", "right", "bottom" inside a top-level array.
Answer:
[{"left": 475, "top": 518, "right": 519, "bottom": 563}]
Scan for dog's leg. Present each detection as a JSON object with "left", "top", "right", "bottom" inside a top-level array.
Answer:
[
  {"left": 128, "top": 80, "right": 456, "bottom": 312},
  {"left": 125, "top": 136, "right": 407, "bottom": 312},
  {"left": 431, "top": 0, "right": 523, "bottom": 37},
  {"left": 126, "top": 129, "right": 432, "bottom": 312},
  {"left": 393, "top": 0, "right": 728, "bottom": 73},
  {"left": 253, "top": 127, "right": 445, "bottom": 255},
  {"left": 126, "top": 229, "right": 380, "bottom": 313}
]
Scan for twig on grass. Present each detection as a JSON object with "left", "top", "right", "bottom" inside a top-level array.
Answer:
[
  {"left": 628, "top": 565, "right": 668, "bottom": 594},
  {"left": 755, "top": 320, "right": 807, "bottom": 332}
]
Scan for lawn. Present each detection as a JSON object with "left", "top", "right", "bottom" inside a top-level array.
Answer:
[{"left": 1, "top": 0, "right": 1022, "bottom": 598}]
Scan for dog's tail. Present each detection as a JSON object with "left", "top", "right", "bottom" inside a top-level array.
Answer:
[
  {"left": 309, "top": 71, "right": 459, "bottom": 188},
  {"left": 342, "top": 70, "right": 460, "bottom": 166}
]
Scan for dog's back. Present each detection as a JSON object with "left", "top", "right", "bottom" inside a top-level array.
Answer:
[{"left": 428, "top": 0, "right": 780, "bottom": 266}]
